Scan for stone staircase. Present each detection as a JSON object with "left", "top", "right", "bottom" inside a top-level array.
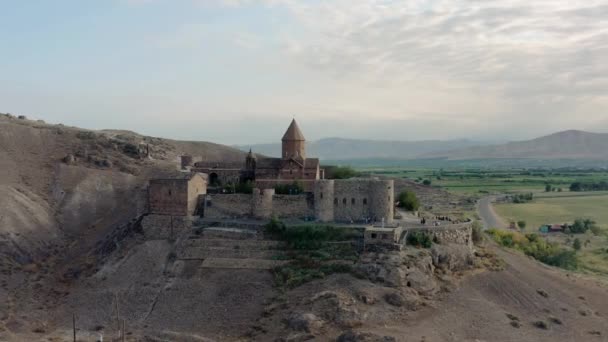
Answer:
[{"left": 177, "top": 227, "right": 289, "bottom": 270}]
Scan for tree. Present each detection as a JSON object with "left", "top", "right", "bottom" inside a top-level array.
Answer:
[
  {"left": 573, "top": 238, "right": 582, "bottom": 251},
  {"left": 517, "top": 220, "right": 527, "bottom": 230},
  {"left": 570, "top": 219, "right": 585, "bottom": 233},
  {"left": 397, "top": 190, "right": 420, "bottom": 211},
  {"left": 422, "top": 179, "right": 432, "bottom": 186},
  {"left": 329, "top": 166, "right": 359, "bottom": 179},
  {"left": 545, "top": 184, "right": 552, "bottom": 192}
]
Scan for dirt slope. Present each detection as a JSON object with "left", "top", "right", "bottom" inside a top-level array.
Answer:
[
  {"left": 400, "top": 246, "right": 608, "bottom": 342},
  {"left": 0, "top": 114, "right": 246, "bottom": 339}
]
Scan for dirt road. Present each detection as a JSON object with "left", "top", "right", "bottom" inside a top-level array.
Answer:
[{"left": 477, "top": 196, "right": 508, "bottom": 229}]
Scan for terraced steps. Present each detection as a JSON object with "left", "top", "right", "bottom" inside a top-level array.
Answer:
[{"left": 200, "top": 257, "right": 288, "bottom": 270}]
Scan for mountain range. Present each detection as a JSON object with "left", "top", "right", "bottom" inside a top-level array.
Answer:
[{"left": 238, "top": 130, "right": 608, "bottom": 164}]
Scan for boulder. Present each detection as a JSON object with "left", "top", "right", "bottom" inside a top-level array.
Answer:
[
  {"left": 286, "top": 312, "right": 323, "bottom": 333},
  {"left": 431, "top": 244, "right": 474, "bottom": 272},
  {"left": 62, "top": 154, "right": 76, "bottom": 165},
  {"left": 336, "top": 331, "right": 396, "bottom": 342}
]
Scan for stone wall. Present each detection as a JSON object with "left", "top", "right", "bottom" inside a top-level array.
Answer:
[
  {"left": 314, "top": 180, "right": 335, "bottom": 222},
  {"left": 252, "top": 189, "right": 274, "bottom": 219},
  {"left": 141, "top": 214, "right": 193, "bottom": 240},
  {"left": 408, "top": 223, "right": 473, "bottom": 249},
  {"left": 187, "top": 174, "right": 207, "bottom": 215},
  {"left": 330, "top": 178, "right": 394, "bottom": 224},
  {"left": 148, "top": 179, "right": 188, "bottom": 216},
  {"left": 204, "top": 193, "right": 252, "bottom": 219},
  {"left": 148, "top": 174, "right": 206, "bottom": 216},
  {"left": 272, "top": 194, "right": 314, "bottom": 219}
]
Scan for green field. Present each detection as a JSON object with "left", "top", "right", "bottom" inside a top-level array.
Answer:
[
  {"left": 359, "top": 167, "right": 608, "bottom": 195},
  {"left": 494, "top": 194, "right": 608, "bottom": 231},
  {"left": 494, "top": 194, "right": 608, "bottom": 277}
]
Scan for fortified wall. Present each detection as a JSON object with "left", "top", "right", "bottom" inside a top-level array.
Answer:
[
  {"left": 203, "top": 189, "right": 314, "bottom": 220},
  {"left": 408, "top": 223, "right": 473, "bottom": 248},
  {"left": 202, "top": 178, "right": 393, "bottom": 223}
]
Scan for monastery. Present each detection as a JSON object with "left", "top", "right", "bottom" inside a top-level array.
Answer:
[{"left": 148, "top": 120, "right": 394, "bottom": 224}]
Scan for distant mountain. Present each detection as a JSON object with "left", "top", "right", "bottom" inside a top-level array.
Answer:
[
  {"left": 237, "top": 137, "right": 486, "bottom": 160},
  {"left": 422, "top": 130, "right": 608, "bottom": 160}
]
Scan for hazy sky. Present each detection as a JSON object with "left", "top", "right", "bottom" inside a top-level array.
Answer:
[{"left": 1, "top": 0, "right": 607, "bottom": 144}]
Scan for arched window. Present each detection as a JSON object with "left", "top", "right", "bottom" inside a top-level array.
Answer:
[
  {"left": 320, "top": 192, "right": 323, "bottom": 199},
  {"left": 363, "top": 198, "right": 368, "bottom": 205},
  {"left": 351, "top": 198, "right": 356, "bottom": 205},
  {"left": 334, "top": 198, "right": 338, "bottom": 205},
  {"left": 168, "top": 189, "right": 172, "bottom": 196},
  {"left": 343, "top": 198, "right": 347, "bottom": 205}
]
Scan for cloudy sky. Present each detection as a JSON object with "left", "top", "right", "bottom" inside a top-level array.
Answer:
[{"left": 1, "top": 0, "right": 607, "bottom": 144}]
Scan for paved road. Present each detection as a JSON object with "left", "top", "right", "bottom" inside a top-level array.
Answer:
[{"left": 476, "top": 196, "right": 507, "bottom": 229}]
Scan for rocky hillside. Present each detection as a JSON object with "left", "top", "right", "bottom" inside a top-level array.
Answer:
[
  {"left": 0, "top": 113, "right": 244, "bottom": 277},
  {"left": 423, "top": 130, "right": 608, "bottom": 160}
]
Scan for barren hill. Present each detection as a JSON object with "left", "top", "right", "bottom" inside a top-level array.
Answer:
[
  {"left": 423, "top": 130, "right": 608, "bottom": 160},
  {"left": 0, "top": 114, "right": 244, "bottom": 264}
]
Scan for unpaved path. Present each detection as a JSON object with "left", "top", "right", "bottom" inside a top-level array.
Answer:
[{"left": 477, "top": 196, "right": 508, "bottom": 229}]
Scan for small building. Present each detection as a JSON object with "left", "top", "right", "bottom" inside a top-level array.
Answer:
[
  {"left": 364, "top": 227, "right": 403, "bottom": 246},
  {"left": 148, "top": 173, "right": 207, "bottom": 216},
  {"left": 538, "top": 224, "right": 565, "bottom": 233},
  {"left": 549, "top": 224, "right": 565, "bottom": 232}
]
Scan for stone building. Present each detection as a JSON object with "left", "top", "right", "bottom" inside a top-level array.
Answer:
[
  {"left": 203, "top": 178, "right": 394, "bottom": 224},
  {"left": 148, "top": 173, "right": 207, "bottom": 216},
  {"left": 149, "top": 119, "right": 395, "bottom": 224},
  {"left": 185, "top": 119, "right": 322, "bottom": 191}
]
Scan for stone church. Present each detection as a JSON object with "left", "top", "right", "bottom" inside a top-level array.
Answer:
[
  {"left": 182, "top": 119, "right": 323, "bottom": 191},
  {"left": 151, "top": 119, "right": 395, "bottom": 224}
]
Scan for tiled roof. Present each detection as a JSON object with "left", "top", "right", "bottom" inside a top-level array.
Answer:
[{"left": 281, "top": 119, "right": 306, "bottom": 141}]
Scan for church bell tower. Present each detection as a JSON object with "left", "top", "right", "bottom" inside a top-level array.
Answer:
[{"left": 281, "top": 119, "right": 306, "bottom": 161}]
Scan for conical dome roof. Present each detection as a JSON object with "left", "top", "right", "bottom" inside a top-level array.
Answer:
[{"left": 281, "top": 119, "right": 305, "bottom": 141}]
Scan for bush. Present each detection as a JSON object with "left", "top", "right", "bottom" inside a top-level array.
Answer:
[
  {"left": 265, "top": 216, "right": 287, "bottom": 237},
  {"left": 517, "top": 220, "right": 527, "bottom": 230},
  {"left": 274, "top": 181, "right": 304, "bottom": 195},
  {"left": 407, "top": 231, "right": 432, "bottom": 248},
  {"left": 569, "top": 218, "right": 596, "bottom": 234},
  {"left": 512, "top": 193, "right": 534, "bottom": 203},
  {"left": 397, "top": 190, "right": 420, "bottom": 211},
  {"left": 471, "top": 221, "right": 484, "bottom": 244},
  {"left": 486, "top": 229, "right": 578, "bottom": 270},
  {"left": 265, "top": 218, "right": 356, "bottom": 250},
  {"left": 235, "top": 180, "right": 254, "bottom": 194},
  {"left": 422, "top": 179, "right": 432, "bottom": 186},
  {"left": 573, "top": 238, "right": 582, "bottom": 251},
  {"left": 328, "top": 166, "right": 359, "bottom": 179}
]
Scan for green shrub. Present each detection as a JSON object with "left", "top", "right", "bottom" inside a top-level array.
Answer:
[
  {"left": 328, "top": 166, "right": 359, "bottom": 179},
  {"left": 471, "top": 221, "right": 484, "bottom": 244},
  {"left": 274, "top": 181, "right": 304, "bottom": 195},
  {"left": 407, "top": 231, "right": 433, "bottom": 248},
  {"left": 422, "top": 179, "right": 432, "bottom": 186},
  {"left": 517, "top": 220, "right": 527, "bottom": 230},
  {"left": 397, "top": 190, "right": 420, "bottom": 211},
  {"left": 573, "top": 238, "right": 582, "bottom": 251},
  {"left": 486, "top": 229, "right": 578, "bottom": 270},
  {"left": 272, "top": 258, "right": 353, "bottom": 288}
]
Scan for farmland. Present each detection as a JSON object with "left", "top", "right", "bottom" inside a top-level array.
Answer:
[{"left": 361, "top": 167, "right": 608, "bottom": 195}]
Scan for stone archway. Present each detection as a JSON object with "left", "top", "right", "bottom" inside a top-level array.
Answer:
[{"left": 209, "top": 172, "right": 219, "bottom": 186}]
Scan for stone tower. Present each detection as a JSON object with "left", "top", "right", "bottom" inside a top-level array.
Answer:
[
  {"left": 282, "top": 119, "right": 306, "bottom": 161},
  {"left": 245, "top": 149, "right": 257, "bottom": 170}
]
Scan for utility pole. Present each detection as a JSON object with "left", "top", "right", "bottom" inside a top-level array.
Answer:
[{"left": 72, "top": 313, "right": 76, "bottom": 342}]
